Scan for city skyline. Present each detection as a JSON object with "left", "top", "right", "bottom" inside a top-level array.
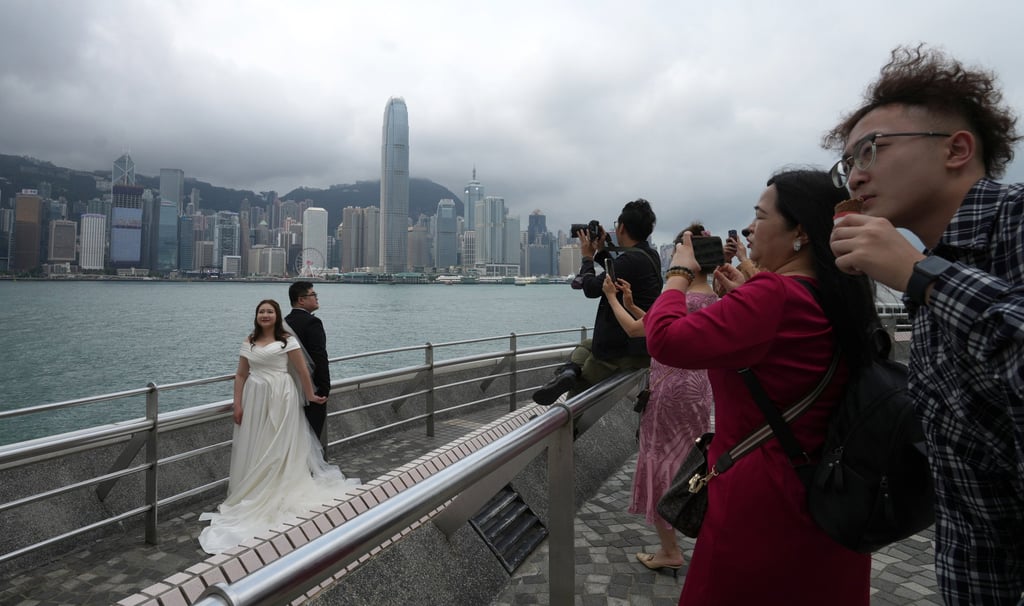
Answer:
[
  {"left": 5, "top": 2, "right": 1024, "bottom": 247},
  {"left": 0, "top": 148, "right": 585, "bottom": 278}
]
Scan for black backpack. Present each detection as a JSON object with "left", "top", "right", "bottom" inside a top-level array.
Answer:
[
  {"left": 743, "top": 328, "right": 935, "bottom": 553},
  {"left": 806, "top": 333, "right": 934, "bottom": 552}
]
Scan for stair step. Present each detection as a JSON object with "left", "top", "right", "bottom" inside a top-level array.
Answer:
[{"left": 469, "top": 484, "right": 548, "bottom": 573}]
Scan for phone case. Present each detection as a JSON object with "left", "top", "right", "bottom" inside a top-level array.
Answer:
[{"left": 690, "top": 236, "right": 725, "bottom": 272}]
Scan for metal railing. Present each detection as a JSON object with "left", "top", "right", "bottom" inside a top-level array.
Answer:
[
  {"left": 0, "top": 326, "right": 591, "bottom": 568},
  {"left": 193, "top": 369, "right": 646, "bottom": 606}
]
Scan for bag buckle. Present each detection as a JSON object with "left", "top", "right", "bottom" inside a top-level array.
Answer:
[{"left": 688, "top": 467, "right": 717, "bottom": 493}]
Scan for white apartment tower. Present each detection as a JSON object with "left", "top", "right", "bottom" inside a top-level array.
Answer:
[
  {"left": 79, "top": 214, "right": 106, "bottom": 270},
  {"left": 302, "top": 207, "right": 329, "bottom": 271}
]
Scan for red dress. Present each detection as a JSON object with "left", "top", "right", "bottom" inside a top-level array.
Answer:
[{"left": 644, "top": 273, "right": 870, "bottom": 606}]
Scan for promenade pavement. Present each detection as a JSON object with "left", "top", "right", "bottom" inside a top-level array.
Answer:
[
  {"left": 2, "top": 405, "right": 940, "bottom": 606},
  {"left": 491, "top": 452, "right": 940, "bottom": 606}
]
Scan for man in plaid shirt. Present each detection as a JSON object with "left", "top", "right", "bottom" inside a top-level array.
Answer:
[{"left": 826, "top": 45, "right": 1024, "bottom": 605}]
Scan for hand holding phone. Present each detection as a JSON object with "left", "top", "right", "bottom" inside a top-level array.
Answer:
[{"left": 725, "top": 230, "right": 739, "bottom": 259}]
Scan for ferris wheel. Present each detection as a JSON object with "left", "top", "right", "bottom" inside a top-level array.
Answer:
[{"left": 294, "top": 248, "right": 326, "bottom": 277}]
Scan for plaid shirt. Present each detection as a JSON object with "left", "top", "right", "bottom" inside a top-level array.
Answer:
[{"left": 906, "top": 178, "right": 1024, "bottom": 605}]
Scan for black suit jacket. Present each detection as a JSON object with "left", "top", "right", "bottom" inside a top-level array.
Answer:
[{"left": 285, "top": 309, "right": 330, "bottom": 397}]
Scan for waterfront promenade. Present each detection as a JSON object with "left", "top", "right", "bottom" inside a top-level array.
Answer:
[{"left": 3, "top": 404, "right": 940, "bottom": 606}]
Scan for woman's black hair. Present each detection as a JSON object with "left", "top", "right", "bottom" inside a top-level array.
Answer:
[
  {"left": 249, "top": 299, "right": 290, "bottom": 349},
  {"left": 767, "top": 169, "right": 880, "bottom": 371}
]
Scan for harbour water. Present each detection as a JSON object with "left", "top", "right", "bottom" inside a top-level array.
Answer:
[{"left": 0, "top": 280, "right": 592, "bottom": 444}]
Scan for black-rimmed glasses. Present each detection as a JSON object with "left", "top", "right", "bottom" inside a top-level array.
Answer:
[
  {"left": 300, "top": 292, "right": 318, "bottom": 299},
  {"left": 830, "top": 131, "right": 951, "bottom": 188}
]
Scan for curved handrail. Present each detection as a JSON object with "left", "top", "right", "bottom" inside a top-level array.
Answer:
[{"left": 194, "top": 370, "right": 644, "bottom": 606}]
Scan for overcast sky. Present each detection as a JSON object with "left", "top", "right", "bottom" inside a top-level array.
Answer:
[{"left": 2, "top": 0, "right": 1023, "bottom": 245}]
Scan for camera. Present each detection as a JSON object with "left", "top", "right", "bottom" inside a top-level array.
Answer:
[
  {"left": 690, "top": 236, "right": 726, "bottom": 272},
  {"left": 570, "top": 220, "right": 602, "bottom": 241}
]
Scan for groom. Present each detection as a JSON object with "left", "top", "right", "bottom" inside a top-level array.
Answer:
[{"left": 286, "top": 281, "right": 330, "bottom": 438}]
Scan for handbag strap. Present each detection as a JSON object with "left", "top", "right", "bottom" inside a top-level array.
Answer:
[
  {"left": 735, "top": 276, "right": 838, "bottom": 467},
  {"left": 710, "top": 277, "right": 837, "bottom": 475},
  {"left": 712, "top": 353, "right": 838, "bottom": 475},
  {"left": 738, "top": 352, "right": 839, "bottom": 465}
]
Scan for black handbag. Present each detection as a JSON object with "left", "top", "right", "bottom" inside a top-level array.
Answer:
[
  {"left": 656, "top": 432, "right": 714, "bottom": 537},
  {"left": 657, "top": 358, "right": 838, "bottom": 537}
]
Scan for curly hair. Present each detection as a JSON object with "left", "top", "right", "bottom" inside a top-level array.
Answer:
[{"left": 824, "top": 44, "right": 1020, "bottom": 178}]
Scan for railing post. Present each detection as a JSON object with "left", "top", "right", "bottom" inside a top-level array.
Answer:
[
  {"left": 145, "top": 382, "right": 159, "bottom": 545},
  {"left": 579, "top": 325, "right": 588, "bottom": 343},
  {"left": 509, "top": 333, "right": 518, "bottom": 412},
  {"left": 425, "top": 343, "right": 434, "bottom": 438},
  {"left": 548, "top": 408, "right": 575, "bottom": 604}
]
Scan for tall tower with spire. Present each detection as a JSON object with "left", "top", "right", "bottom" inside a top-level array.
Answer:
[
  {"left": 464, "top": 167, "right": 483, "bottom": 235},
  {"left": 379, "top": 97, "right": 409, "bottom": 273}
]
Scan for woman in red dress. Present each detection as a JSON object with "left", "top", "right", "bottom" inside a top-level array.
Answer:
[{"left": 644, "top": 170, "right": 879, "bottom": 606}]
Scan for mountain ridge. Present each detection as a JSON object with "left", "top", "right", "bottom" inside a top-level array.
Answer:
[{"left": 0, "top": 153, "right": 464, "bottom": 229}]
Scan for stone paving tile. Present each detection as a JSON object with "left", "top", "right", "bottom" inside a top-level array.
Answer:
[{"left": 489, "top": 453, "right": 939, "bottom": 606}]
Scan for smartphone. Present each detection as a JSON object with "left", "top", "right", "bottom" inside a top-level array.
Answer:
[
  {"left": 605, "top": 260, "right": 616, "bottom": 282},
  {"left": 690, "top": 236, "right": 725, "bottom": 272},
  {"left": 728, "top": 229, "right": 738, "bottom": 240}
]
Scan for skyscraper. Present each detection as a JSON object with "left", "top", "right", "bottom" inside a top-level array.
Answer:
[
  {"left": 178, "top": 215, "right": 195, "bottom": 272},
  {"left": 341, "top": 206, "right": 365, "bottom": 272},
  {"left": 214, "top": 211, "right": 240, "bottom": 267},
  {"left": 363, "top": 205, "right": 381, "bottom": 270},
  {"left": 464, "top": 168, "right": 483, "bottom": 235},
  {"left": 528, "top": 210, "right": 547, "bottom": 245},
  {"left": 48, "top": 219, "right": 77, "bottom": 263},
  {"left": 12, "top": 191, "right": 43, "bottom": 272},
  {"left": 110, "top": 185, "right": 145, "bottom": 268},
  {"left": 380, "top": 97, "right": 409, "bottom": 273},
  {"left": 476, "top": 196, "right": 507, "bottom": 265},
  {"left": 79, "top": 214, "right": 106, "bottom": 270},
  {"left": 433, "top": 199, "right": 458, "bottom": 269},
  {"left": 302, "top": 207, "right": 329, "bottom": 272},
  {"left": 159, "top": 169, "right": 185, "bottom": 213}
]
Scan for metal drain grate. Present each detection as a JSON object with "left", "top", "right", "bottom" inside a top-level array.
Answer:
[{"left": 469, "top": 484, "right": 548, "bottom": 573}]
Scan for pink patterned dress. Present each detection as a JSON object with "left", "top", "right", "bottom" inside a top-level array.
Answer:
[{"left": 629, "top": 291, "right": 718, "bottom": 529}]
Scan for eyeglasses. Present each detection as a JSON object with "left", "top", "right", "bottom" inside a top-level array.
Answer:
[
  {"left": 300, "top": 292, "right": 318, "bottom": 299},
  {"left": 830, "top": 132, "right": 951, "bottom": 188}
]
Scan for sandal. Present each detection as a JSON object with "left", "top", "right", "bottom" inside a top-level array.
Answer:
[{"left": 636, "top": 552, "right": 683, "bottom": 578}]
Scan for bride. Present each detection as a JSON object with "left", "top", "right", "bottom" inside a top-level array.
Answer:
[{"left": 199, "top": 299, "right": 360, "bottom": 554}]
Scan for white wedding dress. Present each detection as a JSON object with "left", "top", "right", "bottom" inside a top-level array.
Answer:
[{"left": 199, "top": 336, "right": 360, "bottom": 554}]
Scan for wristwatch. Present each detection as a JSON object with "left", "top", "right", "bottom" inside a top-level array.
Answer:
[{"left": 906, "top": 255, "right": 953, "bottom": 306}]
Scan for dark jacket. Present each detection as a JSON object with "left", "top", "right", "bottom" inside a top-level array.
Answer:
[
  {"left": 285, "top": 308, "right": 330, "bottom": 397},
  {"left": 577, "top": 242, "right": 662, "bottom": 360}
]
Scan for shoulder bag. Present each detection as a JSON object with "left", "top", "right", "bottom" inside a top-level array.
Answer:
[{"left": 657, "top": 356, "right": 838, "bottom": 537}]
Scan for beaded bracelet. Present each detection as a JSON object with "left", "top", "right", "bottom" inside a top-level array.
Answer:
[{"left": 665, "top": 265, "right": 695, "bottom": 282}]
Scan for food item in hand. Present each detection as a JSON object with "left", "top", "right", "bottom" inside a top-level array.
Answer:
[{"left": 833, "top": 197, "right": 864, "bottom": 224}]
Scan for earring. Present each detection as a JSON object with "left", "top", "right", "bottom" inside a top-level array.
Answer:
[{"left": 793, "top": 240, "right": 802, "bottom": 252}]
